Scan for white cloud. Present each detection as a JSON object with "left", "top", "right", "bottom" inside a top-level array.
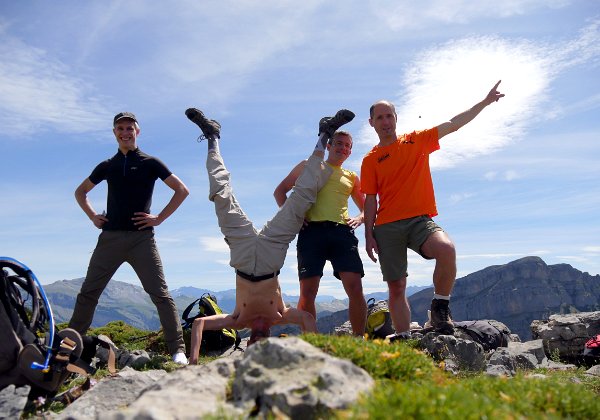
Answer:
[
  {"left": 504, "top": 170, "right": 520, "bottom": 181},
  {"left": 354, "top": 21, "right": 600, "bottom": 170},
  {"left": 485, "top": 170, "right": 520, "bottom": 181},
  {"left": 0, "top": 35, "right": 113, "bottom": 138},
  {"left": 458, "top": 253, "right": 529, "bottom": 260},
  {"left": 484, "top": 171, "right": 498, "bottom": 180},
  {"left": 198, "top": 236, "right": 229, "bottom": 253},
  {"left": 124, "top": 1, "right": 323, "bottom": 106},
  {"left": 449, "top": 192, "right": 474, "bottom": 204},
  {"left": 582, "top": 246, "right": 600, "bottom": 254},
  {"left": 369, "top": 0, "right": 570, "bottom": 30}
]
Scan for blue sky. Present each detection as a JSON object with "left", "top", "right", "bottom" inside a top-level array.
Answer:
[{"left": 1, "top": 1, "right": 599, "bottom": 299}]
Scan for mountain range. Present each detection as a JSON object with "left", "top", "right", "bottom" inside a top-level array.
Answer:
[
  {"left": 44, "top": 256, "right": 599, "bottom": 340},
  {"left": 409, "top": 256, "right": 600, "bottom": 339},
  {"left": 44, "top": 276, "right": 426, "bottom": 330}
]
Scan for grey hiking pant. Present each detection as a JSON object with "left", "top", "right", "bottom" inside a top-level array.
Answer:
[
  {"left": 68, "top": 230, "right": 185, "bottom": 355},
  {"left": 207, "top": 151, "right": 332, "bottom": 276}
]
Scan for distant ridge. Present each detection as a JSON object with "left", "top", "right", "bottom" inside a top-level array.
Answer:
[
  {"left": 408, "top": 256, "right": 600, "bottom": 339},
  {"left": 44, "top": 257, "right": 596, "bottom": 339},
  {"left": 45, "top": 279, "right": 400, "bottom": 330}
]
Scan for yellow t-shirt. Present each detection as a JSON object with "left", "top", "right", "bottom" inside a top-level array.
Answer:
[
  {"left": 360, "top": 128, "right": 440, "bottom": 225},
  {"left": 306, "top": 163, "right": 356, "bottom": 224}
]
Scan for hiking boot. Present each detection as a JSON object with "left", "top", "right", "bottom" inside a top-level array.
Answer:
[
  {"left": 318, "top": 109, "right": 355, "bottom": 139},
  {"left": 430, "top": 299, "right": 454, "bottom": 334},
  {"left": 386, "top": 332, "right": 411, "bottom": 342},
  {"left": 185, "top": 108, "right": 221, "bottom": 140}
]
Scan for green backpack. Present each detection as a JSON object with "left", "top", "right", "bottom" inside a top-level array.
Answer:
[
  {"left": 182, "top": 293, "right": 240, "bottom": 351},
  {"left": 365, "top": 298, "right": 395, "bottom": 339}
]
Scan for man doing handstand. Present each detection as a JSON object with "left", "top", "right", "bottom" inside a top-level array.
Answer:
[{"left": 185, "top": 107, "right": 354, "bottom": 363}]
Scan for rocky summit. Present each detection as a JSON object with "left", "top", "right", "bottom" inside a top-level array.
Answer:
[{"left": 408, "top": 256, "right": 600, "bottom": 340}]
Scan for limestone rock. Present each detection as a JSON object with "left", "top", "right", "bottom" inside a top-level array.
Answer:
[
  {"left": 231, "top": 337, "right": 374, "bottom": 419},
  {"left": 420, "top": 332, "right": 486, "bottom": 371},
  {"left": 54, "top": 367, "right": 167, "bottom": 419},
  {"left": 113, "top": 359, "right": 241, "bottom": 420},
  {"left": 0, "top": 385, "right": 30, "bottom": 420},
  {"left": 531, "top": 311, "right": 600, "bottom": 360},
  {"left": 585, "top": 365, "right": 600, "bottom": 377}
]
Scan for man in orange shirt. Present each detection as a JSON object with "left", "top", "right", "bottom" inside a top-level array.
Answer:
[{"left": 361, "top": 81, "right": 505, "bottom": 337}]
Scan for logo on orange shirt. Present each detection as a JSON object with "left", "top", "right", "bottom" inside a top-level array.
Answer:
[{"left": 377, "top": 153, "right": 390, "bottom": 163}]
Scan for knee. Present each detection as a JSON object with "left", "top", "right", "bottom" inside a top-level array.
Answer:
[
  {"left": 344, "top": 281, "right": 364, "bottom": 299},
  {"left": 387, "top": 279, "right": 407, "bottom": 298},
  {"left": 299, "top": 279, "right": 320, "bottom": 299},
  {"left": 425, "top": 237, "right": 456, "bottom": 261}
]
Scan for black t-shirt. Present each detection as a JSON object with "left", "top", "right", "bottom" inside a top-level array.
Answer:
[{"left": 89, "top": 148, "right": 172, "bottom": 231}]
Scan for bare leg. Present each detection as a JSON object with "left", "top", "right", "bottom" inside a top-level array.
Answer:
[
  {"left": 421, "top": 231, "right": 456, "bottom": 296},
  {"left": 339, "top": 272, "right": 367, "bottom": 335},
  {"left": 387, "top": 278, "right": 411, "bottom": 333},
  {"left": 297, "top": 276, "right": 320, "bottom": 319}
]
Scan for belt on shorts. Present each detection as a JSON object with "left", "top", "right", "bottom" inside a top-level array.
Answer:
[
  {"left": 308, "top": 221, "right": 347, "bottom": 227},
  {"left": 235, "top": 270, "right": 280, "bottom": 282}
]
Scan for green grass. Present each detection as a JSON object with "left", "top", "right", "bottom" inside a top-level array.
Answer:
[
  {"left": 301, "top": 334, "right": 600, "bottom": 419},
  {"left": 27, "top": 325, "right": 600, "bottom": 419}
]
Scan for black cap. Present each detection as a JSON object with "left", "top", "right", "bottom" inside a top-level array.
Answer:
[{"left": 113, "top": 112, "right": 138, "bottom": 126}]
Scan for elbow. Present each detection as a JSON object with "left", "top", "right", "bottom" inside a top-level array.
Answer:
[
  {"left": 192, "top": 317, "right": 204, "bottom": 330},
  {"left": 178, "top": 184, "right": 190, "bottom": 198},
  {"left": 74, "top": 188, "right": 85, "bottom": 202},
  {"left": 273, "top": 188, "right": 285, "bottom": 206}
]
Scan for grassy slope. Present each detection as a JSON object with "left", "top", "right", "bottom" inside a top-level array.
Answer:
[{"left": 44, "top": 322, "right": 600, "bottom": 419}]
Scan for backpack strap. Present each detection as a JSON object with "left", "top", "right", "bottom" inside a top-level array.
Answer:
[{"left": 181, "top": 298, "right": 202, "bottom": 329}]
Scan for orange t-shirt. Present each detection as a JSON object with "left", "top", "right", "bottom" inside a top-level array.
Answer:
[{"left": 360, "top": 128, "right": 440, "bottom": 225}]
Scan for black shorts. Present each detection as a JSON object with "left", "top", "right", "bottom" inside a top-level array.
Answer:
[{"left": 296, "top": 221, "right": 364, "bottom": 280}]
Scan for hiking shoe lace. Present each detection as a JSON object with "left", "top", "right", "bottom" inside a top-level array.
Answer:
[
  {"left": 185, "top": 108, "right": 221, "bottom": 141},
  {"left": 430, "top": 299, "right": 454, "bottom": 335},
  {"left": 318, "top": 109, "right": 355, "bottom": 139}
]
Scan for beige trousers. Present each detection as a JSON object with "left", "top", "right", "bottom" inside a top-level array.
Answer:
[{"left": 207, "top": 152, "right": 332, "bottom": 276}]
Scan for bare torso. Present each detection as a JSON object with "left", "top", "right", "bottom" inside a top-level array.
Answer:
[{"left": 231, "top": 275, "right": 286, "bottom": 328}]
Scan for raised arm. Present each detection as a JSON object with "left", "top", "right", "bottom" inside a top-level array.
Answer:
[
  {"left": 273, "top": 160, "right": 306, "bottom": 207},
  {"left": 436, "top": 80, "right": 505, "bottom": 140},
  {"left": 75, "top": 178, "right": 108, "bottom": 229},
  {"left": 189, "top": 313, "right": 237, "bottom": 364},
  {"left": 132, "top": 174, "right": 189, "bottom": 230}
]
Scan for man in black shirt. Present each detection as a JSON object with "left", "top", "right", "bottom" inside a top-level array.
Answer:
[{"left": 69, "top": 112, "right": 190, "bottom": 364}]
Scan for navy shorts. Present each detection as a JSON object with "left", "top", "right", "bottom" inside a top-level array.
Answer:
[{"left": 296, "top": 221, "right": 364, "bottom": 280}]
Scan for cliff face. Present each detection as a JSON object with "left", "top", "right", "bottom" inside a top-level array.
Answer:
[{"left": 409, "top": 256, "right": 600, "bottom": 340}]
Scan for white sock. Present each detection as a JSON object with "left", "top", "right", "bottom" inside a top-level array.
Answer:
[
  {"left": 433, "top": 294, "right": 450, "bottom": 301},
  {"left": 314, "top": 133, "right": 328, "bottom": 152},
  {"left": 207, "top": 136, "right": 219, "bottom": 153}
]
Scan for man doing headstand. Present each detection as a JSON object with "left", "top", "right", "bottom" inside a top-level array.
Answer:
[{"left": 185, "top": 107, "right": 354, "bottom": 363}]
